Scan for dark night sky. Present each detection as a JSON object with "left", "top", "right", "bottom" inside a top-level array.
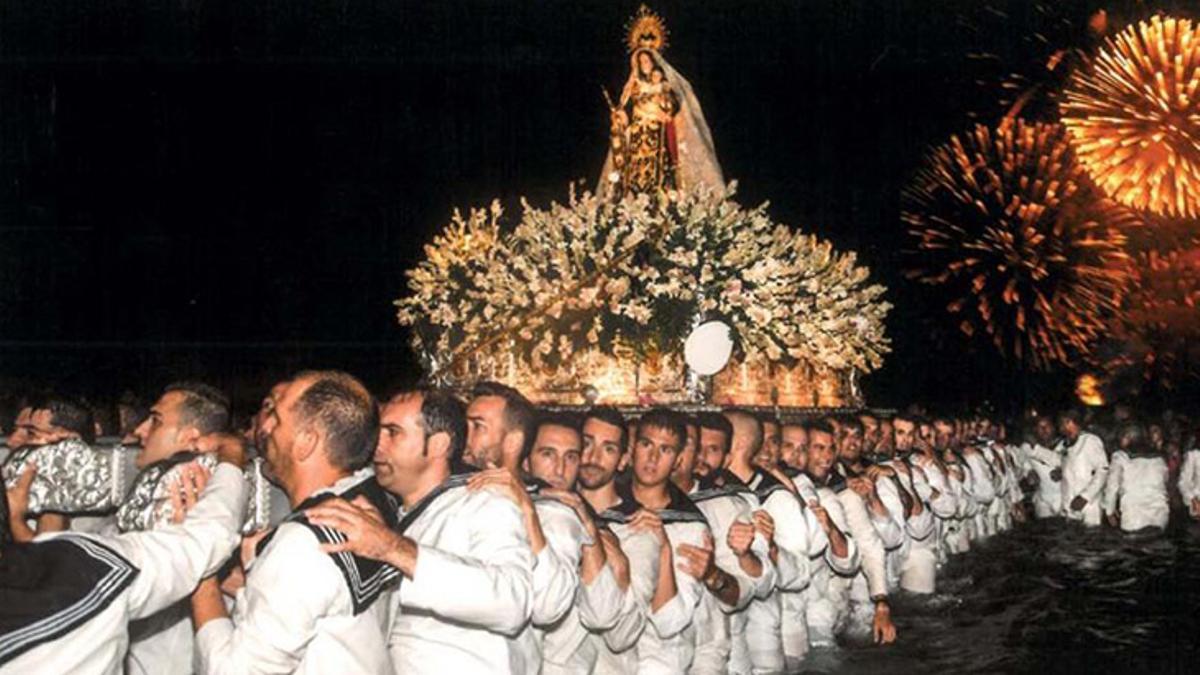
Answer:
[{"left": 0, "top": 0, "right": 1120, "bottom": 411}]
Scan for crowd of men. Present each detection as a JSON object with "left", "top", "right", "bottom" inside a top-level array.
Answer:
[{"left": 2, "top": 372, "right": 1199, "bottom": 674}]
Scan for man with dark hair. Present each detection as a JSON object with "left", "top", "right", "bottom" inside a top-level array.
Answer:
[
  {"left": 305, "top": 386, "right": 534, "bottom": 673},
  {"left": 801, "top": 420, "right": 862, "bottom": 648},
  {"left": 608, "top": 408, "right": 712, "bottom": 673},
  {"left": 777, "top": 421, "right": 851, "bottom": 666},
  {"left": 190, "top": 371, "right": 398, "bottom": 673},
  {"left": 757, "top": 414, "right": 783, "bottom": 473},
  {"left": 813, "top": 419, "right": 897, "bottom": 646},
  {"left": 1023, "top": 415, "right": 1064, "bottom": 519},
  {"left": 577, "top": 406, "right": 658, "bottom": 673},
  {"left": 133, "top": 383, "right": 232, "bottom": 470},
  {"left": 694, "top": 412, "right": 733, "bottom": 478},
  {"left": 465, "top": 381, "right": 536, "bottom": 469},
  {"left": 1058, "top": 408, "right": 1108, "bottom": 526},
  {"left": 521, "top": 412, "right": 625, "bottom": 674},
  {"left": 117, "top": 391, "right": 150, "bottom": 444},
  {"left": 859, "top": 413, "right": 881, "bottom": 458},
  {"left": 466, "top": 392, "right": 597, "bottom": 674},
  {"left": 723, "top": 409, "right": 813, "bottom": 671},
  {"left": 31, "top": 396, "right": 96, "bottom": 445},
  {"left": 2, "top": 394, "right": 100, "bottom": 541},
  {"left": 888, "top": 414, "right": 945, "bottom": 595},
  {"left": 672, "top": 414, "right": 772, "bottom": 674}
]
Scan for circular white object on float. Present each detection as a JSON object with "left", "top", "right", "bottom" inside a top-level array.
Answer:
[{"left": 684, "top": 320, "right": 734, "bottom": 376}]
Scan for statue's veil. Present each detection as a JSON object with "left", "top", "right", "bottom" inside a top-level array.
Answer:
[{"left": 599, "top": 49, "right": 725, "bottom": 196}]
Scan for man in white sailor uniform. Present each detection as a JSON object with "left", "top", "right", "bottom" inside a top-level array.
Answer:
[
  {"left": 124, "top": 381, "right": 235, "bottom": 675},
  {"left": 0, "top": 433, "right": 247, "bottom": 675},
  {"left": 521, "top": 412, "right": 626, "bottom": 674},
  {"left": 893, "top": 413, "right": 954, "bottom": 594},
  {"left": 1023, "top": 416, "right": 1064, "bottom": 519},
  {"left": 724, "top": 409, "right": 814, "bottom": 673},
  {"left": 191, "top": 371, "right": 399, "bottom": 674},
  {"left": 1058, "top": 409, "right": 1109, "bottom": 527},
  {"left": 605, "top": 408, "right": 713, "bottom": 675},
  {"left": 777, "top": 421, "right": 856, "bottom": 662},
  {"left": 673, "top": 414, "right": 774, "bottom": 675},
  {"left": 462, "top": 384, "right": 584, "bottom": 673},
  {"left": 791, "top": 421, "right": 859, "bottom": 652},
  {"left": 578, "top": 407, "right": 662, "bottom": 675},
  {"left": 306, "top": 387, "right": 534, "bottom": 674},
  {"left": 821, "top": 418, "right": 897, "bottom": 645}
]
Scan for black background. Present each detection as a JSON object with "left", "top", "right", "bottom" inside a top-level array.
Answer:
[{"left": 0, "top": 1, "right": 1144, "bottom": 413}]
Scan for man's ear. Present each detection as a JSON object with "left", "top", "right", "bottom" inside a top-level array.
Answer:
[
  {"left": 501, "top": 430, "right": 525, "bottom": 467},
  {"left": 671, "top": 450, "right": 686, "bottom": 472},
  {"left": 617, "top": 451, "right": 630, "bottom": 472},
  {"left": 178, "top": 426, "right": 202, "bottom": 451},
  {"left": 293, "top": 426, "right": 320, "bottom": 463},
  {"left": 427, "top": 430, "right": 451, "bottom": 460}
]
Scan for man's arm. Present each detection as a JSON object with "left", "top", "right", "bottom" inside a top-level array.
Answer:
[
  {"left": 119, "top": 460, "right": 246, "bottom": 620},
  {"left": 530, "top": 500, "right": 585, "bottom": 626},
  {"left": 761, "top": 491, "right": 812, "bottom": 591},
  {"left": 648, "top": 522, "right": 709, "bottom": 639},
  {"left": 192, "top": 524, "right": 345, "bottom": 674},
  {"left": 1080, "top": 437, "right": 1111, "bottom": 505},
  {"left": 602, "top": 527, "right": 659, "bottom": 652},
  {"left": 1102, "top": 452, "right": 1125, "bottom": 517},
  {"left": 398, "top": 496, "right": 534, "bottom": 636}
]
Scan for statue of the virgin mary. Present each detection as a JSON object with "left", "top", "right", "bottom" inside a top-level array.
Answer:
[{"left": 600, "top": 6, "right": 724, "bottom": 199}]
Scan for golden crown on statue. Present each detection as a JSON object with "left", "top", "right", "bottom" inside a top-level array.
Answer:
[{"left": 626, "top": 4, "right": 669, "bottom": 53}]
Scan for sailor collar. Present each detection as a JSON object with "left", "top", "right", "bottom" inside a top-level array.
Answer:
[
  {"left": 597, "top": 478, "right": 707, "bottom": 525},
  {"left": 258, "top": 469, "right": 402, "bottom": 615},
  {"left": 0, "top": 535, "right": 138, "bottom": 666},
  {"left": 743, "top": 467, "right": 791, "bottom": 500},
  {"left": 690, "top": 469, "right": 753, "bottom": 503}
]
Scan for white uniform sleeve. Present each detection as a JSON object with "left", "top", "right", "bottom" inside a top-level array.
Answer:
[
  {"left": 399, "top": 495, "right": 533, "bottom": 637},
  {"left": 795, "top": 476, "right": 830, "bottom": 559},
  {"left": 194, "top": 523, "right": 346, "bottom": 675},
  {"left": 964, "top": 452, "right": 997, "bottom": 505},
  {"left": 714, "top": 496, "right": 774, "bottom": 612},
  {"left": 818, "top": 487, "right": 859, "bottom": 576},
  {"left": 838, "top": 489, "right": 888, "bottom": 598},
  {"left": 1179, "top": 451, "right": 1200, "bottom": 504},
  {"left": 603, "top": 528, "right": 660, "bottom": 652},
  {"left": 761, "top": 490, "right": 812, "bottom": 591},
  {"left": 577, "top": 563, "right": 623, "bottom": 631},
  {"left": 115, "top": 463, "right": 247, "bottom": 620},
  {"left": 915, "top": 460, "right": 958, "bottom": 519},
  {"left": 688, "top": 593, "right": 730, "bottom": 675},
  {"left": 648, "top": 522, "right": 709, "bottom": 639},
  {"left": 869, "top": 479, "right": 906, "bottom": 551},
  {"left": 1080, "top": 435, "right": 1110, "bottom": 505},
  {"left": 531, "top": 501, "right": 584, "bottom": 626},
  {"left": 1102, "top": 451, "right": 1126, "bottom": 516}
]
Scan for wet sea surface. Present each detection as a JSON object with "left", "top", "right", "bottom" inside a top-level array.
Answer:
[{"left": 797, "top": 516, "right": 1200, "bottom": 674}]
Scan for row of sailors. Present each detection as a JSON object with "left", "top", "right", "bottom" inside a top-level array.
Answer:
[{"left": 3, "top": 374, "right": 1193, "bottom": 674}]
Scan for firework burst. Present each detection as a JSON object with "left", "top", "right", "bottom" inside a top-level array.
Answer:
[
  {"left": 1061, "top": 15, "right": 1200, "bottom": 218},
  {"left": 903, "top": 119, "right": 1135, "bottom": 370}
]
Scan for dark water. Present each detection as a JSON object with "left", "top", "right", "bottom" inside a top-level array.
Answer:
[{"left": 799, "top": 517, "right": 1200, "bottom": 674}]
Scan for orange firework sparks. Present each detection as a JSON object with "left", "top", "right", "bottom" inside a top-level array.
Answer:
[
  {"left": 903, "top": 119, "right": 1135, "bottom": 370},
  {"left": 1061, "top": 15, "right": 1200, "bottom": 219}
]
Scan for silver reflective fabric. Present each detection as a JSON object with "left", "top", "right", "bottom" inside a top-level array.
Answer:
[
  {"left": 115, "top": 452, "right": 271, "bottom": 533},
  {"left": 242, "top": 457, "right": 273, "bottom": 533},
  {"left": 0, "top": 439, "right": 116, "bottom": 514},
  {"left": 116, "top": 452, "right": 220, "bottom": 532}
]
